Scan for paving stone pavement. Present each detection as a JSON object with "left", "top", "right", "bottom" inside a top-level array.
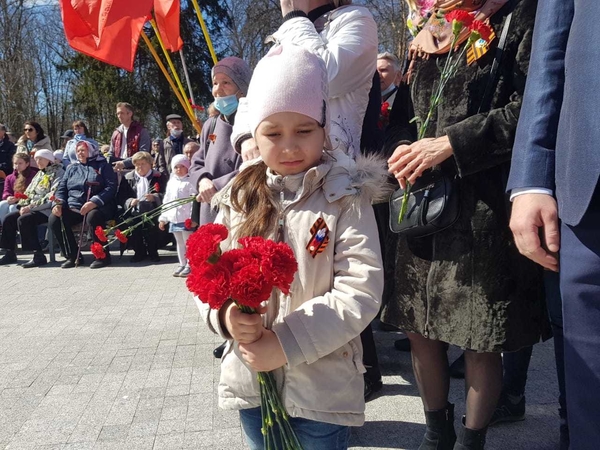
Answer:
[{"left": 0, "top": 248, "right": 561, "bottom": 449}]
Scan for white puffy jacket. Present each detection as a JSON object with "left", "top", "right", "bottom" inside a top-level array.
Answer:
[
  {"left": 232, "top": 5, "right": 378, "bottom": 158},
  {"left": 158, "top": 174, "right": 196, "bottom": 224},
  {"left": 197, "top": 150, "right": 389, "bottom": 426}
]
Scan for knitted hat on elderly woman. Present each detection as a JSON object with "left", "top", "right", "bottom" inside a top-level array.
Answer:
[
  {"left": 211, "top": 57, "right": 252, "bottom": 96},
  {"left": 33, "top": 149, "right": 55, "bottom": 164},
  {"left": 245, "top": 44, "right": 330, "bottom": 138}
]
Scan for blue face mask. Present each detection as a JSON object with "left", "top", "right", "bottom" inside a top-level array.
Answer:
[{"left": 214, "top": 94, "right": 239, "bottom": 116}]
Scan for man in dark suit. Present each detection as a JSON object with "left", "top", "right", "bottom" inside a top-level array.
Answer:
[{"left": 508, "top": 0, "right": 600, "bottom": 447}]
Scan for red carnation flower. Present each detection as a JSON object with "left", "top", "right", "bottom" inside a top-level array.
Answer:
[
  {"left": 185, "top": 223, "right": 228, "bottom": 268},
  {"left": 469, "top": 20, "right": 493, "bottom": 42},
  {"left": 94, "top": 226, "right": 108, "bottom": 243},
  {"left": 230, "top": 264, "right": 273, "bottom": 310},
  {"left": 184, "top": 218, "right": 193, "bottom": 230},
  {"left": 261, "top": 242, "right": 298, "bottom": 295},
  {"left": 14, "top": 192, "right": 28, "bottom": 200},
  {"left": 187, "top": 263, "right": 231, "bottom": 309},
  {"left": 381, "top": 101, "right": 391, "bottom": 117},
  {"left": 220, "top": 248, "right": 261, "bottom": 273},
  {"left": 153, "top": 183, "right": 160, "bottom": 192},
  {"left": 90, "top": 242, "right": 106, "bottom": 259},
  {"left": 445, "top": 10, "right": 474, "bottom": 30},
  {"left": 115, "top": 229, "right": 128, "bottom": 243}
]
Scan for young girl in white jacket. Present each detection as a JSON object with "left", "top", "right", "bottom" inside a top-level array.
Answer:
[
  {"left": 197, "top": 44, "right": 387, "bottom": 450},
  {"left": 158, "top": 154, "right": 196, "bottom": 277}
]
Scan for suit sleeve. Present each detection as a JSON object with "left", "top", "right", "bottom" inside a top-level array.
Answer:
[{"left": 506, "top": 0, "right": 574, "bottom": 191}]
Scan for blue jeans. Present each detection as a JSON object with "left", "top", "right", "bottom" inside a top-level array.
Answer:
[{"left": 239, "top": 407, "right": 350, "bottom": 450}]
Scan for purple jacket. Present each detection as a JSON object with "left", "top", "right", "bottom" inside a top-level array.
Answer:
[{"left": 2, "top": 167, "right": 39, "bottom": 200}]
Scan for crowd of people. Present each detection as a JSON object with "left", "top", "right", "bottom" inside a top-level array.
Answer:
[{"left": 1, "top": 0, "right": 598, "bottom": 449}]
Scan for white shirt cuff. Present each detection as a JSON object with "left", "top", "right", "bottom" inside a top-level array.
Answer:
[{"left": 509, "top": 187, "right": 554, "bottom": 201}]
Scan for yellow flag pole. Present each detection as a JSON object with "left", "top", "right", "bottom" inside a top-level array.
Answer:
[
  {"left": 149, "top": 19, "right": 196, "bottom": 123},
  {"left": 190, "top": 0, "right": 218, "bottom": 65},
  {"left": 141, "top": 32, "right": 202, "bottom": 134}
]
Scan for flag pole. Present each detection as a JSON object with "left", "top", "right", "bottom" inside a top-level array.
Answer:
[
  {"left": 179, "top": 49, "right": 195, "bottom": 107},
  {"left": 141, "top": 32, "right": 202, "bottom": 134},
  {"left": 149, "top": 19, "right": 196, "bottom": 122},
  {"left": 190, "top": 0, "right": 218, "bottom": 65}
]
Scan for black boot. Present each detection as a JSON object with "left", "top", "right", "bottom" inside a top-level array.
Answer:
[
  {"left": 454, "top": 418, "right": 487, "bottom": 450},
  {"left": 419, "top": 403, "right": 456, "bottom": 450},
  {"left": 0, "top": 249, "right": 17, "bottom": 265},
  {"left": 90, "top": 252, "right": 112, "bottom": 269},
  {"left": 22, "top": 251, "right": 47, "bottom": 268}
]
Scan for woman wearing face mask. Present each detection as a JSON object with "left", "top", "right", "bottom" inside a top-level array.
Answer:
[
  {"left": 62, "top": 120, "right": 99, "bottom": 168},
  {"left": 189, "top": 56, "right": 252, "bottom": 226},
  {"left": 16, "top": 121, "right": 53, "bottom": 168}
]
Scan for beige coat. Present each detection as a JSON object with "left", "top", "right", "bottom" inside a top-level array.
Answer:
[{"left": 197, "top": 150, "right": 387, "bottom": 426}]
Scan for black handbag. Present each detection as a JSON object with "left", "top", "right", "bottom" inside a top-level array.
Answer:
[{"left": 389, "top": 8, "right": 514, "bottom": 237}]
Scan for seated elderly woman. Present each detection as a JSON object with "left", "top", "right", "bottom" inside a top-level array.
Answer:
[
  {"left": 0, "top": 153, "right": 38, "bottom": 224},
  {"left": 49, "top": 140, "right": 117, "bottom": 269},
  {"left": 0, "top": 150, "right": 64, "bottom": 267}
]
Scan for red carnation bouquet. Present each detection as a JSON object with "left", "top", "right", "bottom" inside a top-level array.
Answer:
[
  {"left": 186, "top": 224, "right": 302, "bottom": 450},
  {"left": 397, "top": 11, "right": 494, "bottom": 223}
]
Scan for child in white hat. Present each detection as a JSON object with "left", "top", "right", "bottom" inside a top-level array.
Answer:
[
  {"left": 195, "top": 44, "right": 389, "bottom": 450},
  {"left": 158, "top": 154, "right": 196, "bottom": 277}
]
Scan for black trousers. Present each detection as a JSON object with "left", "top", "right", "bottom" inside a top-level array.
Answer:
[
  {"left": 0, "top": 210, "right": 48, "bottom": 251},
  {"left": 48, "top": 208, "right": 109, "bottom": 259}
]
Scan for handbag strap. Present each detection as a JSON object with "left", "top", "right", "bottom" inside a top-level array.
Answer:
[{"left": 478, "top": 2, "right": 515, "bottom": 114}]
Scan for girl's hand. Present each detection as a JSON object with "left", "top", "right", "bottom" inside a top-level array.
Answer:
[
  {"left": 239, "top": 330, "right": 287, "bottom": 372},
  {"left": 80, "top": 201, "right": 97, "bottom": 216},
  {"left": 220, "top": 301, "right": 266, "bottom": 344},
  {"left": 158, "top": 221, "right": 166, "bottom": 231},
  {"left": 198, "top": 178, "right": 217, "bottom": 203},
  {"left": 52, "top": 205, "right": 62, "bottom": 217},
  {"left": 388, "top": 135, "right": 454, "bottom": 189},
  {"left": 20, "top": 206, "right": 31, "bottom": 215},
  {"left": 6, "top": 196, "right": 16, "bottom": 204},
  {"left": 144, "top": 193, "right": 155, "bottom": 202}
]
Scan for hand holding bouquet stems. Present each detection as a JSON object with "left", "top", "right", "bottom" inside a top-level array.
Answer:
[
  {"left": 397, "top": 11, "right": 494, "bottom": 223},
  {"left": 186, "top": 224, "right": 302, "bottom": 450}
]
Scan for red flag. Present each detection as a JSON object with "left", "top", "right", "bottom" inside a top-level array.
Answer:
[
  {"left": 154, "top": 0, "right": 183, "bottom": 52},
  {"left": 60, "top": 0, "right": 154, "bottom": 71}
]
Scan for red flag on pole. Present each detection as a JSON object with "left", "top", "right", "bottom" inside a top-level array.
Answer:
[
  {"left": 60, "top": 0, "right": 154, "bottom": 71},
  {"left": 154, "top": 0, "right": 183, "bottom": 52}
]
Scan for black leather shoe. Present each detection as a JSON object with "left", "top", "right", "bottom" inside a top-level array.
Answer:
[
  {"left": 61, "top": 255, "right": 84, "bottom": 269},
  {"left": 130, "top": 253, "right": 146, "bottom": 263},
  {"left": 449, "top": 353, "right": 465, "bottom": 379},
  {"left": 90, "top": 255, "right": 111, "bottom": 269},
  {"left": 148, "top": 254, "right": 160, "bottom": 263},
  {"left": 0, "top": 250, "right": 17, "bottom": 265},
  {"left": 364, "top": 376, "right": 383, "bottom": 402},
  {"left": 394, "top": 338, "right": 412, "bottom": 352},
  {"left": 213, "top": 342, "right": 227, "bottom": 359},
  {"left": 22, "top": 251, "right": 47, "bottom": 268}
]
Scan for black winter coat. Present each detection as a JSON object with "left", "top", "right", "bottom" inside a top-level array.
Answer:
[
  {"left": 0, "top": 137, "right": 16, "bottom": 176},
  {"left": 381, "top": 0, "right": 551, "bottom": 352}
]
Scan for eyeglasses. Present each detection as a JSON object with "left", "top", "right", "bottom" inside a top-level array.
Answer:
[{"left": 24, "top": 128, "right": 34, "bottom": 132}]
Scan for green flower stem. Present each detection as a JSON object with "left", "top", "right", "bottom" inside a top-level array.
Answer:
[{"left": 398, "top": 32, "right": 468, "bottom": 224}]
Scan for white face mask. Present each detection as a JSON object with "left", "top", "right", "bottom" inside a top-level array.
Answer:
[{"left": 170, "top": 129, "right": 183, "bottom": 138}]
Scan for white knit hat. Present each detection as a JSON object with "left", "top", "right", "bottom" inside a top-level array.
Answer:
[
  {"left": 53, "top": 150, "right": 64, "bottom": 161},
  {"left": 33, "top": 149, "right": 54, "bottom": 164},
  {"left": 171, "top": 154, "right": 190, "bottom": 170},
  {"left": 246, "top": 44, "right": 329, "bottom": 138}
]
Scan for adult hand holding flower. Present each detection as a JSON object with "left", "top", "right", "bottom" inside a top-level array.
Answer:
[
  {"left": 389, "top": 136, "right": 454, "bottom": 189},
  {"left": 52, "top": 205, "right": 62, "bottom": 217},
  {"left": 197, "top": 178, "right": 217, "bottom": 203}
]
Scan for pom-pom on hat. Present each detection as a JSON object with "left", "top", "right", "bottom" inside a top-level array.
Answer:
[
  {"left": 171, "top": 154, "right": 190, "bottom": 171},
  {"left": 212, "top": 57, "right": 252, "bottom": 96},
  {"left": 33, "top": 149, "right": 55, "bottom": 164},
  {"left": 245, "top": 44, "right": 329, "bottom": 138}
]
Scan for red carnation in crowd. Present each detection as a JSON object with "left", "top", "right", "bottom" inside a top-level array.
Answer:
[
  {"left": 184, "top": 218, "right": 193, "bottom": 230},
  {"left": 260, "top": 241, "right": 298, "bottom": 295},
  {"left": 219, "top": 248, "right": 261, "bottom": 273},
  {"left": 14, "top": 192, "right": 28, "bottom": 200},
  {"left": 381, "top": 102, "right": 391, "bottom": 117},
  {"left": 153, "top": 183, "right": 160, "bottom": 192},
  {"left": 186, "top": 263, "right": 231, "bottom": 310},
  {"left": 94, "top": 226, "right": 108, "bottom": 243},
  {"left": 445, "top": 9, "right": 473, "bottom": 31},
  {"left": 186, "top": 223, "right": 228, "bottom": 267},
  {"left": 115, "top": 229, "right": 128, "bottom": 243},
  {"left": 469, "top": 20, "right": 493, "bottom": 42},
  {"left": 90, "top": 242, "right": 106, "bottom": 259},
  {"left": 230, "top": 264, "right": 273, "bottom": 310}
]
